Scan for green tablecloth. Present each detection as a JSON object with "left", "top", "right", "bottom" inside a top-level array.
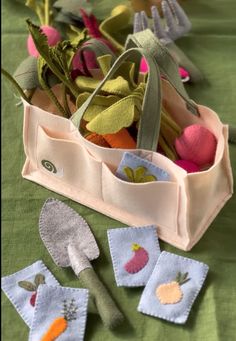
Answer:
[{"left": 2, "top": 1, "right": 236, "bottom": 340}]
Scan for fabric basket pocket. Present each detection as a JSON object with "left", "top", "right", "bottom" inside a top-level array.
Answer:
[
  {"left": 186, "top": 125, "right": 233, "bottom": 240},
  {"left": 102, "top": 162, "right": 179, "bottom": 231},
  {"left": 36, "top": 125, "right": 102, "bottom": 198}
]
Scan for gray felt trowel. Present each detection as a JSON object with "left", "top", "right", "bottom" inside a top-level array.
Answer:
[{"left": 39, "top": 198, "right": 124, "bottom": 329}]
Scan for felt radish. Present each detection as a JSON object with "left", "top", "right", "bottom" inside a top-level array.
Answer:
[
  {"left": 139, "top": 58, "right": 190, "bottom": 83},
  {"left": 27, "top": 25, "right": 61, "bottom": 58},
  {"left": 124, "top": 243, "right": 149, "bottom": 274},
  {"left": 174, "top": 159, "right": 200, "bottom": 173},
  {"left": 18, "top": 273, "right": 46, "bottom": 307},
  {"left": 175, "top": 124, "right": 217, "bottom": 167}
]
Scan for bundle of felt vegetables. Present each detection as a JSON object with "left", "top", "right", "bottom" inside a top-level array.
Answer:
[{"left": 2, "top": 0, "right": 216, "bottom": 172}]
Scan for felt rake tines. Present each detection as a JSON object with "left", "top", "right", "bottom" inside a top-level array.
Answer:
[{"left": 39, "top": 198, "right": 124, "bottom": 329}]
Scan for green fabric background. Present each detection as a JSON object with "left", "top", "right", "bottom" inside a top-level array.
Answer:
[{"left": 2, "top": 1, "right": 236, "bottom": 340}]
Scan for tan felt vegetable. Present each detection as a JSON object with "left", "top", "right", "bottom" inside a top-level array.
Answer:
[{"left": 156, "top": 272, "right": 190, "bottom": 304}]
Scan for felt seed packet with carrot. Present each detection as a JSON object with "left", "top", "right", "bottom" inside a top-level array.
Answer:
[
  {"left": 107, "top": 226, "right": 160, "bottom": 287},
  {"left": 1, "top": 260, "right": 59, "bottom": 328},
  {"left": 29, "top": 285, "right": 89, "bottom": 341},
  {"left": 138, "top": 251, "right": 209, "bottom": 324}
]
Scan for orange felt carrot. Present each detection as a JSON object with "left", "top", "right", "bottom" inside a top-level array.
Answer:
[
  {"left": 41, "top": 299, "right": 78, "bottom": 341},
  {"left": 41, "top": 317, "right": 67, "bottom": 341},
  {"left": 103, "top": 128, "right": 136, "bottom": 149},
  {"left": 86, "top": 133, "right": 110, "bottom": 147}
]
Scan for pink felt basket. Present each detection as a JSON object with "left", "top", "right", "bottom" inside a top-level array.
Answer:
[{"left": 21, "top": 30, "right": 233, "bottom": 251}]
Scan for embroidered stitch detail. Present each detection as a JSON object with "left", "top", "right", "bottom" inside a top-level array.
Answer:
[
  {"left": 124, "top": 243, "right": 149, "bottom": 274},
  {"left": 123, "top": 166, "right": 157, "bottom": 183},
  {"left": 18, "top": 273, "right": 46, "bottom": 307},
  {"left": 41, "top": 160, "right": 57, "bottom": 173},
  {"left": 156, "top": 272, "right": 190, "bottom": 304},
  {"left": 41, "top": 299, "right": 78, "bottom": 341}
]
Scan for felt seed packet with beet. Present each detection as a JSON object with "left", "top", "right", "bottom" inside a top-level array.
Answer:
[
  {"left": 107, "top": 226, "right": 160, "bottom": 287},
  {"left": 1, "top": 260, "right": 59, "bottom": 328},
  {"left": 29, "top": 285, "right": 89, "bottom": 341}
]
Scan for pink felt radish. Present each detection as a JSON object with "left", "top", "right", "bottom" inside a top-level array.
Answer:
[
  {"left": 175, "top": 124, "right": 217, "bottom": 167},
  {"left": 27, "top": 25, "right": 61, "bottom": 57},
  {"left": 174, "top": 159, "right": 200, "bottom": 173},
  {"left": 124, "top": 243, "right": 149, "bottom": 274}
]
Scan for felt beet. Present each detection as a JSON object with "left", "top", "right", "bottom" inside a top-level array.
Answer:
[
  {"left": 27, "top": 25, "right": 61, "bottom": 58},
  {"left": 175, "top": 124, "right": 217, "bottom": 167},
  {"left": 174, "top": 159, "right": 200, "bottom": 173}
]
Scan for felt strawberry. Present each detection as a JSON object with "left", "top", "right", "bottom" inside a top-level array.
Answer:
[
  {"left": 124, "top": 243, "right": 149, "bottom": 274},
  {"left": 156, "top": 272, "right": 190, "bottom": 304},
  {"left": 18, "top": 273, "right": 46, "bottom": 307}
]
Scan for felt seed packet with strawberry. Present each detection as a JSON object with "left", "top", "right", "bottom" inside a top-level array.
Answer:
[
  {"left": 1, "top": 260, "right": 59, "bottom": 327},
  {"left": 29, "top": 285, "right": 89, "bottom": 341},
  {"left": 107, "top": 226, "right": 160, "bottom": 287},
  {"left": 138, "top": 251, "right": 209, "bottom": 324}
]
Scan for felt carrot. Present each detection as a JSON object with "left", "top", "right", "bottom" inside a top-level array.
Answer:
[
  {"left": 41, "top": 299, "right": 78, "bottom": 341},
  {"left": 103, "top": 128, "right": 136, "bottom": 149},
  {"left": 41, "top": 317, "right": 67, "bottom": 341},
  {"left": 86, "top": 133, "right": 110, "bottom": 147}
]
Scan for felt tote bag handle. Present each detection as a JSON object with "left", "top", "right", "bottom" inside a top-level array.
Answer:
[
  {"left": 71, "top": 46, "right": 162, "bottom": 151},
  {"left": 125, "top": 29, "right": 199, "bottom": 116}
]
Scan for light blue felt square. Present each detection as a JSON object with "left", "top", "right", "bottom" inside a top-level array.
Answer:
[
  {"left": 29, "top": 285, "right": 89, "bottom": 341},
  {"left": 107, "top": 226, "right": 161, "bottom": 287},
  {"left": 1, "top": 260, "right": 60, "bottom": 328},
  {"left": 138, "top": 251, "right": 209, "bottom": 324},
  {"left": 116, "top": 152, "right": 170, "bottom": 182}
]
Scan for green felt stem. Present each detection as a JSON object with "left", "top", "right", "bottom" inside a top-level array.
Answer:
[
  {"left": 79, "top": 267, "right": 124, "bottom": 329},
  {"left": 1, "top": 68, "right": 30, "bottom": 103},
  {"left": 45, "top": 0, "right": 50, "bottom": 26}
]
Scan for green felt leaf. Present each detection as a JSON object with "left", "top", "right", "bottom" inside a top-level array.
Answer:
[
  {"left": 18, "top": 280, "right": 36, "bottom": 292},
  {"left": 86, "top": 96, "right": 137, "bottom": 134},
  {"left": 34, "top": 273, "right": 45, "bottom": 287},
  {"left": 142, "top": 175, "right": 157, "bottom": 182},
  {"left": 13, "top": 56, "right": 39, "bottom": 90},
  {"left": 123, "top": 167, "right": 134, "bottom": 182},
  {"left": 91, "top": 0, "right": 131, "bottom": 21},
  {"left": 26, "top": 19, "right": 50, "bottom": 58},
  {"left": 76, "top": 92, "right": 119, "bottom": 121},
  {"left": 134, "top": 166, "right": 146, "bottom": 181},
  {"left": 97, "top": 55, "right": 113, "bottom": 76},
  {"left": 76, "top": 75, "right": 132, "bottom": 97},
  {"left": 85, "top": 82, "right": 144, "bottom": 134}
]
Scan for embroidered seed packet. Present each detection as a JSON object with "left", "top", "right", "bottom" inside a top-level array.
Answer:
[
  {"left": 116, "top": 152, "right": 170, "bottom": 183},
  {"left": 138, "top": 251, "right": 209, "bottom": 324},
  {"left": 29, "top": 285, "right": 89, "bottom": 341},
  {"left": 1, "top": 260, "right": 60, "bottom": 327},
  {"left": 107, "top": 226, "right": 161, "bottom": 287}
]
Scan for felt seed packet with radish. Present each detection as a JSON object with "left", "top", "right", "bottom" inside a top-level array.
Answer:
[
  {"left": 107, "top": 226, "right": 160, "bottom": 287},
  {"left": 138, "top": 251, "right": 209, "bottom": 324},
  {"left": 29, "top": 285, "right": 89, "bottom": 341},
  {"left": 1, "top": 260, "right": 59, "bottom": 328}
]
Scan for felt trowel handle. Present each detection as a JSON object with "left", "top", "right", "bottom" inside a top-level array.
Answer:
[
  {"left": 67, "top": 243, "right": 124, "bottom": 329},
  {"left": 79, "top": 267, "right": 124, "bottom": 329}
]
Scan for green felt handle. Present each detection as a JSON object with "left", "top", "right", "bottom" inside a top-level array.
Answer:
[
  {"left": 79, "top": 267, "right": 124, "bottom": 329},
  {"left": 79, "top": 38, "right": 117, "bottom": 71},
  {"left": 71, "top": 46, "right": 162, "bottom": 151},
  {"left": 125, "top": 29, "right": 199, "bottom": 116}
]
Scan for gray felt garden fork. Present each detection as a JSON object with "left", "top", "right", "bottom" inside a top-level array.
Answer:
[{"left": 134, "top": 0, "right": 203, "bottom": 82}]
